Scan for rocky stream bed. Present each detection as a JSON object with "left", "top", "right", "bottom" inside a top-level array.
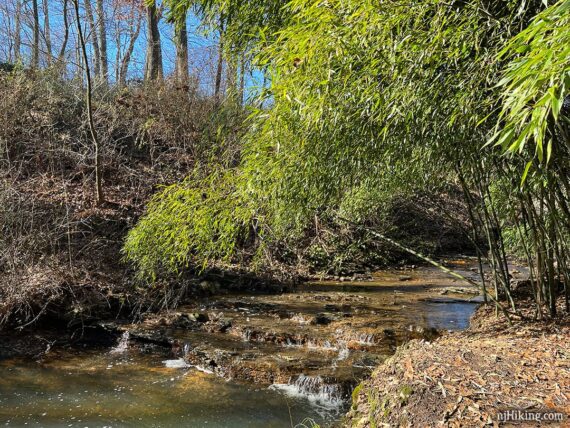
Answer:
[{"left": 0, "top": 259, "right": 519, "bottom": 427}]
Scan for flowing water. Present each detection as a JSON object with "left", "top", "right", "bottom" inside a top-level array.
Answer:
[{"left": 0, "top": 259, "right": 499, "bottom": 427}]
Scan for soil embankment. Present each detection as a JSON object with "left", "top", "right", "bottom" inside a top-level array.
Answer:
[{"left": 347, "top": 299, "right": 570, "bottom": 427}]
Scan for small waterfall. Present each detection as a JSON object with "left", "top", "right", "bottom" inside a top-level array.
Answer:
[
  {"left": 336, "top": 343, "right": 350, "bottom": 361},
  {"left": 331, "top": 341, "right": 349, "bottom": 369},
  {"left": 242, "top": 329, "right": 253, "bottom": 342},
  {"left": 163, "top": 341, "right": 192, "bottom": 369},
  {"left": 109, "top": 331, "right": 130, "bottom": 354},
  {"left": 269, "top": 375, "right": 344, "bottom": 408},
  {"left": 306, "top": 339, "right": 337, "bottom": 351},
  {"left": 183, "top": 342, "right": 191, "bottom": 356},
  {"left": 357, "top": 333, "right": 376, "bottom": 345}
]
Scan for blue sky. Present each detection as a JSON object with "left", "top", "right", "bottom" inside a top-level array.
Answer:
[{"left": 0, "top": 0, "right": 264, "bottom": 96}]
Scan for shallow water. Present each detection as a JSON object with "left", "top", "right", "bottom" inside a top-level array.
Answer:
[
  {"left": 0, "top": 350, "right": 338, "bottom": 427},
  {"left": 0, "top": 260, "right": 495, "bottom": 427}
]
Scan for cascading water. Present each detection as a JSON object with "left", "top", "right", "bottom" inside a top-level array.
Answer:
[
  {"left": 163, "top": 341, "right": 192, "bottom": 368},
  {"left": 269, "top": 375, "right": 344, "bottom": 409},
  {"left": 333, "top": 342, "right": 349, "bottom": 365},
  {"left": 109, "top": 331, "right": 130, "bottom": 354},
  {"left": 357, "top": 333, "right": 376, "bottom": 345}
]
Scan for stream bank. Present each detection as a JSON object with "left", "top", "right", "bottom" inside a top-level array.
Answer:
[{"left": 347, "top": 298, "right": 570, "bottom": 427}]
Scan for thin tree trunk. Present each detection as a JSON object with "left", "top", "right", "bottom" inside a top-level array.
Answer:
[
  {"left": 239, "top": 53, "right": 246, "bottom": 105},
  {"left": 144, "top": 1, "right": 163, "bottom": 81},
  {"left": 14, "top": 0, "right": 22, "bottom": 62},
  {"left": 119, "top": 13, "right": 141, "bottom": 86},
  {"left": 96, "top": 0, "right": 108, "bottom": 82},
  {"left": 456, "top": 164, "right": 488, "bottom": 304},
  {"left": 214, "top": 32, "right": 223, "bottom": 100},
  {"left": 226, "top": 49, "right": 237, "bottom": 101},
  {"left": 31, "top": 0, "right": 40, "bottom": 68},
  {"left": 42, "top": 0, "right": 52, "bottom": 65},
  {"left": 75, "top": 27, "right": 82, "bottom": 83},
  {"left": 174, "top": 13, "right": 189, "bottom": 85},
  {"left": 114, "top": 19, "right": 120, "bottom": 83},
  {"left": 84, "top": 0, "right": 100, "bottom": 78},
  {"left": 73, "top": 0, "right": 104, "bottom": 206},
  {"left": 57, "top": 0, "right": 70, "bottom": 70}
]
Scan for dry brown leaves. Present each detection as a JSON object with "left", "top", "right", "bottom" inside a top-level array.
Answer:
[{"left": 349, "top": 299, "right": 569, "bottom": 427}]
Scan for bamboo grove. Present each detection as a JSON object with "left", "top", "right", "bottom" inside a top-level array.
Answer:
[{"left": 124, "top": 0, "right": 570, "bottom": 319}]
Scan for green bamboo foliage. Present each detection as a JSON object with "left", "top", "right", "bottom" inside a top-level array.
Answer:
[
  {"left": 125, "top": 0, "right": 569, "bottom": 318},
  {"left": 492, "top": 0, "right": 570, "bottom": 166}
]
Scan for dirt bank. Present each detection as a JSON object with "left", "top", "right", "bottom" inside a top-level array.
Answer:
[{"left": 347, "top": 298, "right": 569, "bottom": 427}]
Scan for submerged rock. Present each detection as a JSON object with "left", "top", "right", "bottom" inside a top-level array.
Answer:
[{"left": 312, "top": 313, "right": 333, "bottom": 325}]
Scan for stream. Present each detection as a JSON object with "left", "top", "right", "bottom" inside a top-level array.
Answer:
[{"left": 0, "top": 259, "right": 490, "bottom": 427}]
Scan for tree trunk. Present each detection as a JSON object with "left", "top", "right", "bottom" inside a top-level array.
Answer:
[
  {"left": 14, "top": 0, "right": 22, "bottom": 62},
  {"left": 73, "top": 0, "right": 104, "bottom": 206},
  {"left": 239, "top": 53, "right": 246, "bottom": 105},
  {"left": 83, "top": 0, "right": 100, "bottom": 78},
  {"left": 42, "top": 0, "right": 52, "bottom": 65},
  {"left": 174, "top": 14, "right": 189, "bottom": 85},
  {"left": 144, "top": 1, "right": 163, "bottom": 82},
  {"left": 214, "top": 33, "right": 223, "bottom": 100},
  {"left": 226, "top": 50, "right": 237, "bottom": 101},
  {"left": 119, "top": 13, "right": 141, "bottom": 86},
  {"left": 57, "top": 0, "right": 70, "bottom": 73},
  {"left": 96, "top": 0, "right": 108, "bottom": 82},
  {"left": 31, "top": 0, "right": 40, "bottom": 68}
]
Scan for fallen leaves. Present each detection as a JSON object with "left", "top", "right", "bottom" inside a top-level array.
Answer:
[{"left": 349, "top": 298, "right": 570, "bottom": 427}]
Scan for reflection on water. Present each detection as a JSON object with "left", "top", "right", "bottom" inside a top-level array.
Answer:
[
  {"left": 0, "top": 261, "right": 488, "bottom": 427},
  {"left": 0, "top": 350, "right": 337, "bottom": 427}
]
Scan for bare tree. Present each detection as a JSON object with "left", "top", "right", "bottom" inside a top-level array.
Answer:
[
  {"left": 57, "top": 0, "right": 71, "bottom": 72},
  {"left": 42, "top": 0, "right": 52, "bottom": 65},
  {"left": 73, "top": 0, "right": 104, "bottom": 205},
  {"left": 119, "top": 8, "right": 141, "bottom": 86},
  {"left": 174, "top": 10, "right": 189, "bottom": 85},
  {"left": 31, "top": 0, "right": 40, "bottom": 68},
  {"left": 14, "top": 0, "right": 22, "bottom": 62},
  {"left": 83, "top": 0, "right": 100, "bottom": 78},
  {"left": 144, "top": 0, "right": 163, "bottom": 81},
  {"left": 96, "top": 0, "right": 108, "bottom": 81}
]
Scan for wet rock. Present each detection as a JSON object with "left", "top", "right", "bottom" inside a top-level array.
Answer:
[
  {"left": 188, "top": 312, "right": 209, "bottom": 323},
  {"left": 312, "top": 313, "right": 333, "bottom": 325},
  {"left": 129, "top": 330, "right": 172, "bottom": 348},
  {"left": 398, "top": 275, "right": 412, "bottom": 281},
  {"left": 171, "top": 313, "right": 197, "bottom": 328}
]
